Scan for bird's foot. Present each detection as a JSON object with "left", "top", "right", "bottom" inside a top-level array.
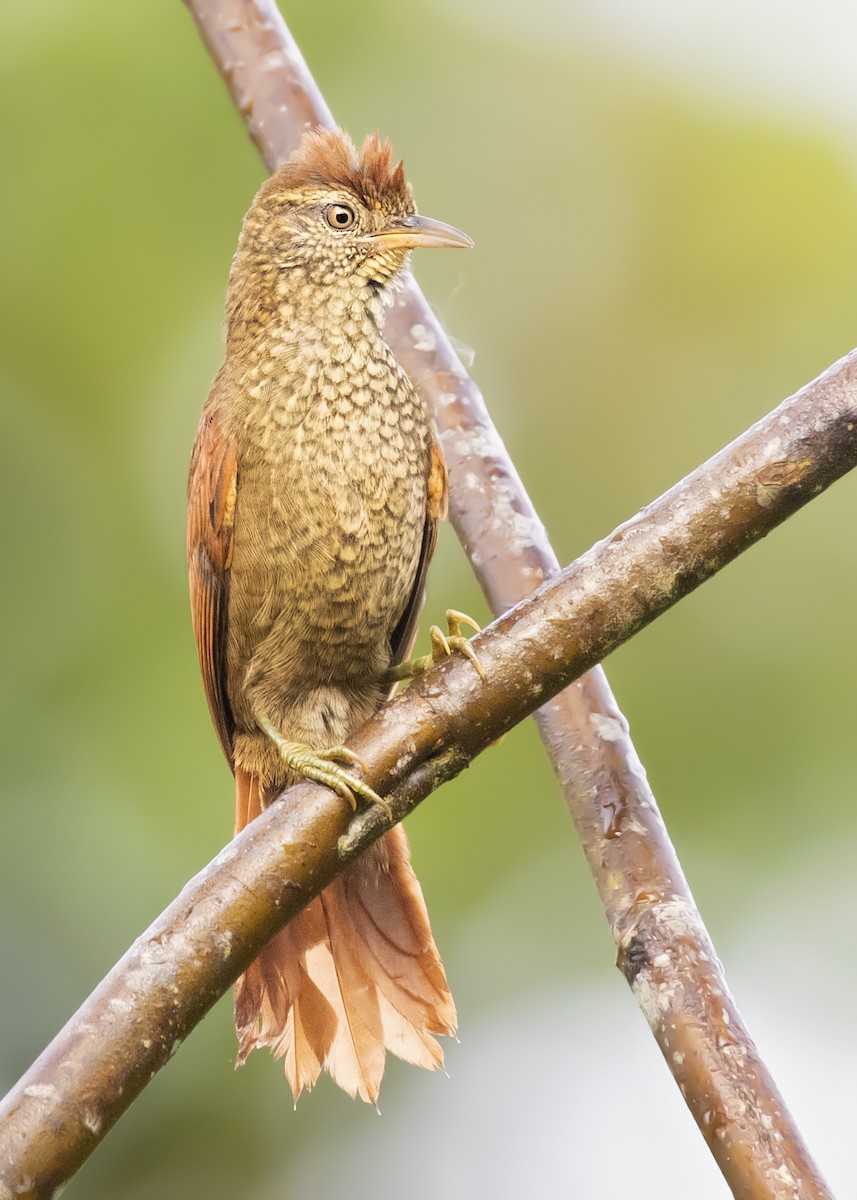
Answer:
[
  {"left": 256, "top": 716, "right": 392, "bottom": 821},
  {"left": 388, "top": 609, "right": 486, "bottom": 684}
]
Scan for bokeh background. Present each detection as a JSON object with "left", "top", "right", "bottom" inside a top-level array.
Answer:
[{"left": 2, "top": 1, "right": 857, "bottom": 1196}]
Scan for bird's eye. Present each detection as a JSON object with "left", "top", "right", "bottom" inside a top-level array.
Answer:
[{"left": 325, "top": 204, "right": 356, "bottom": 230}]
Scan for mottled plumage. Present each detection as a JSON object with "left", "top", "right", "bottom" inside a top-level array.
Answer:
[{"left": 187, "top": 128, "right": 469, "bottom": 1103}]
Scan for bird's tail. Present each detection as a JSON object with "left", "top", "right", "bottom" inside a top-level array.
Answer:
[{"left": 233, "top": 768, "right": 457, "bottom": 1105}]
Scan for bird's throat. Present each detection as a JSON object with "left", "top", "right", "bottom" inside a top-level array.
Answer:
[{"left": 227, "top": 268, "right": 391, "bottom": 364}]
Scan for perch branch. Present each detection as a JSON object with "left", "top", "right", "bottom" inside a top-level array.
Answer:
[
  {"left": 2, "top": 338, "right": 855, "bottom": 1196},
  {"left": 181, "top": 3, "right": 839, "bottom": 1196}
]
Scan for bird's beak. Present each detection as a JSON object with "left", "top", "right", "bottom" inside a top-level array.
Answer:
[{"left": 366, "top": 214, "right": 474, "bottom": 252}]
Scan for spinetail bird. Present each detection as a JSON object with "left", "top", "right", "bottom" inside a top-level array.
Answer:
[{"left": 187, "top": 128, "right": 476, "bottom": 1104}]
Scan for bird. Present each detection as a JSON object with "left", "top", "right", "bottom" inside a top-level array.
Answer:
[{"left": 187, "top": 127, "right": 474, "bottom": 1105}]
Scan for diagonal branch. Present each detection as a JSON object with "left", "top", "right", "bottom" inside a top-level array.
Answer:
[
  {"left": 181, "top": 3, "right": 838, "bottom": 1197},
  {"left": 2, "top": 342, "right": 855, "bottom": 1197}
]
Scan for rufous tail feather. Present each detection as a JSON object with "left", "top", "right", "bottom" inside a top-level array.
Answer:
[{"left": 233, "top": 768, "right": 456, "bottom": 1104}]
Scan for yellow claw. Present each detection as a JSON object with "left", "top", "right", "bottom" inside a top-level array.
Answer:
[
  {"left": 390, "top": 608, "right": 487, "bottom": 683},
  {"left": 440, "top": 609, "right": 487, "bottom": 680},
  {"left": 257, "top": 717, "right": 392, "bottom": 821}
]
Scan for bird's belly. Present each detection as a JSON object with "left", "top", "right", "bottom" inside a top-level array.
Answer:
[{"left": 225, "top": 445, "right": 425, "bottom": 728}]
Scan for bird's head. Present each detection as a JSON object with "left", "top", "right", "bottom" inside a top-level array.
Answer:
[{"left": 233, "top": 127, "right": 472, "bottom": 299}]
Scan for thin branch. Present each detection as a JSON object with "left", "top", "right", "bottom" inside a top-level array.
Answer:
[
  {"left": 2, "top": 344, "right": 855, "bottom": 1196},
  {"left": 179, "top": 3, "right": 839, "bottom": 1197}
]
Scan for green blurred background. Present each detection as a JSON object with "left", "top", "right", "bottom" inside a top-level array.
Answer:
[{"left": 2, "top": 1, "right": 856, "bottom": 1196}]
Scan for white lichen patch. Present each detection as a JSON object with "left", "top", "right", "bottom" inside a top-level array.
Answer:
[
  {"left": 409, "top": 323, "right": 436, "bottom": 353},
  {"left": 109, "top": 996, "right": 134, "bottom": 1015},
  {"left": 624, "top": 818, "right": 651, "bottom": 837},
  {"left": 214, "top": 930, "right": 233, "bottom": 961},
  {"left": 632, "top": 974, "right": 662, "bottom": 1032},
  {"left": 771, "top": 1163, "right": 797, "bottom": 1188},
  {"left": 630, "top": 896, "right": 721, "bottom": 1019},
  {"left": 440, "top": 423, "right": 497, "bottom": 465},
  {"left": 83, "top": 1110, "right": 102, "bottom": 1135},
  {"left": 652, "top": 898, "right": 710, "bottom": 943},
  {"left": 261, "top": 50, "right": 287, "bottom": 71},
  {"left": 589, "top": 712, "right": 626, "bottom": 742},
  {"left": 23, "top": 1084, "right": 59, "bottom": 1103},
  {"left": 137, "top": 939, "right": 172, "bottom": 968},
  {"left": 723, "top": 1096, "right": 748, "bottom": 1121}
]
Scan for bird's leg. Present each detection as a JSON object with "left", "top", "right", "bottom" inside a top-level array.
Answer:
[
  {"left": 388, "top": 609, "right": 486, "bottom": 683},
  {"left": 256, "top": 715, "right": 392, "bottom": 821}
]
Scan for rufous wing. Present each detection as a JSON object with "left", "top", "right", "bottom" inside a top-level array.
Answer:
[
  {"left": 389, "top": 432, "right": 448, "bottom": 670},
  {"left": 187, "top": 403, "right": 238, "bottom": 766}
]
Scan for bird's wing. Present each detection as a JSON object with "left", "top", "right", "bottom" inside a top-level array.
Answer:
[
  {"left": 389, "top": 432, "right": 448, "bottom": 669},
  {"left": 187, "top": 402, "right": 238, "bottom": 766}
]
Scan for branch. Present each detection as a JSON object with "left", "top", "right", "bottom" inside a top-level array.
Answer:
[
  {"left": 2, "top": 340, "right": 854, "bottom": 1194},
  {"left": 180, "top": 3, "right": 837, "bottom": 1197}
]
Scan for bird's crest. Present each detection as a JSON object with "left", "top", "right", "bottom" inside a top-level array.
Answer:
[{"left": 277, "top": 127, "right": 413, "bottom": 212}]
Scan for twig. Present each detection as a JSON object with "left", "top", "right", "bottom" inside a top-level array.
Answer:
[
  {"left": 3, "top": 339, "right": 855, "bottom": 1196},
  {"left": 180, "top": 3, "right": 839, "bottom": 1197}
]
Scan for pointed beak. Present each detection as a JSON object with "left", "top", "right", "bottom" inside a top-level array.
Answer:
[{"left": 366, "top": 214, "right": 474, "bottom": 252}]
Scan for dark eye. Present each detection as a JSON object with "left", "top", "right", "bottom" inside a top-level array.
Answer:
[{"left": 325, "top": 204, "right": 356, "bottom": 230}]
